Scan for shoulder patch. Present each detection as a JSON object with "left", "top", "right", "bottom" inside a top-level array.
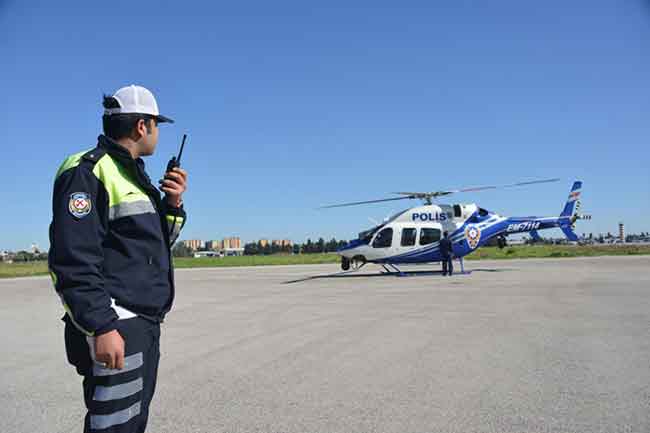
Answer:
[{"left": 69, "top": 192, "right": 92, "bottom": 218}]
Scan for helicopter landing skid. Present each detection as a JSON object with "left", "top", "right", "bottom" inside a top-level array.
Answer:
[
  {"left": 380, "top": 259, "right": 472, "bottom": 277},
  {"left": 381, "top": 263, "right": 407, "bottom": 277}
]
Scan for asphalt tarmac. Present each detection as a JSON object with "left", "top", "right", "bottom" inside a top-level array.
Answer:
[{"left": 1, "top": 256, "right": 649, "bottom": 433}]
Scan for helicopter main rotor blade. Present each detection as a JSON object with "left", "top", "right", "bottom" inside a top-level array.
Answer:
[
  {"left": 319, "top": 196, "right": 414, "bottom": 209},
  {"left": 320, "top": 178, "right": 561, "bottom": 209},
  {"left": 392, "top": 178, "right": 559, "bottom": 199},
  {"left": 452, "top": 177, "right": 561, "bottom": 194}
]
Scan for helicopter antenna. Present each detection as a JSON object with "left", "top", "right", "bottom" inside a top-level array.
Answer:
[{"left": 319, "top": 177, "right": 560, "bottom": 209}]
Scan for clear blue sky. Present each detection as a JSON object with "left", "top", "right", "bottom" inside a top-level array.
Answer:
[{"left": 2, "top": 0, "right": 649, "bottom": 251}]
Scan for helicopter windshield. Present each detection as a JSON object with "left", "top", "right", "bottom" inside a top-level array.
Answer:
[
  {"left": 357, "top": 210, "right": 405, "bottom": 242},
  {"left": 358, "top": 226, "right": 381, "bottom": 242}
]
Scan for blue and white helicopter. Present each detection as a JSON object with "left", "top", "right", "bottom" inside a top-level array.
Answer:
[{"left": 322, "top": 179, "right": 589, "bottom": 274}]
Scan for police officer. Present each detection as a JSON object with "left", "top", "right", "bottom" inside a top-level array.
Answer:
[
  {"left": 48, "top": 85, "right": 188, "bottom": 433},
  {"left": 440, "top": 231, "right": 453, "bottom": 276}
]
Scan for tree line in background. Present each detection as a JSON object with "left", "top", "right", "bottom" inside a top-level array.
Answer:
[
  {"left": 244, "top": 238, "right": 349, "bottom": 255},
  {"left": 0, "top": 251, "right": 48, "bottom": 262},
  {"left": 521, "top": 232, "right": 650, "bottom": 245},
  {"left": 625, "top": 232, "right": 650, "bottom": 242},
  {"left": 172, "top": 243, "right": 193, "bottom": 257},
  {"left": 171, "top": 238, "right": 349, "bottom": 258}
]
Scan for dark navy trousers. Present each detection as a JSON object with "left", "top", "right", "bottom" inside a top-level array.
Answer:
[
  {"left": 441, "top": 255, "right": 453, "bottom": 276},
  {"left": 64, "top": 316, "right": 160, "bottom": 433}
]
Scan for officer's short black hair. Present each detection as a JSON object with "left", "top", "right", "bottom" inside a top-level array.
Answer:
[
  {"left": 102, "top": 95, "right": 154, "bottom": 140},
  {"left": 443, "top": 231, "right": 449, "bottom": 237}
]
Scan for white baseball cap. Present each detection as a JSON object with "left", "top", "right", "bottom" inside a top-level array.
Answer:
[{"left": 104, "top": 85, "right": 174, "bottom": 123}]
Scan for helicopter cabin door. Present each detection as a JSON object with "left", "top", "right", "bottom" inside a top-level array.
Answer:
[
  {"left": 369, "top": 226, "right": 396, "bottom": 260},
  {"left": 398, "top": 226, "right": 418, "bottom": 256},
  {"left": 418, "top": 226, "right": 442, "bottom": 261}
]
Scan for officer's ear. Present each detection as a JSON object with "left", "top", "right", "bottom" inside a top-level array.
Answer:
[{"left": 133, "top": 118, "right": 153, "bottom": 139}]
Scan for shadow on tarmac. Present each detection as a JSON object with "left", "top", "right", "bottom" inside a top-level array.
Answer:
[{"left": 282, "top": 267, "right": 512, "bottom": 284}]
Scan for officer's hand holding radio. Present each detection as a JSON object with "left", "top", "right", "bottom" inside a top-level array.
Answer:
[
  {"left": 159, "top": 134, "right": 188, "bottom": 207},
  {"left": 160, "top": 167, "right": 187, "bottom": 207}
]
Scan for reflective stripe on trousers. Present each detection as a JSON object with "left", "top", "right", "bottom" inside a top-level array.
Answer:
[{"left": 75, "top": 317, "right": 161, "bottom": 433}]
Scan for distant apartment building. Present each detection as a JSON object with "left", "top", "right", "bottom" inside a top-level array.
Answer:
[
  {"left": 225, "top": 237, "right": 241, "bottom": 249},
  {"left": 272, "top": 239, "right": 292, "bottom": 248},
  {"left": 183, "top": 237, "right": 242, "bottom": 252},
  {"left": 205, "top": 240, "right": 222, "bottom": 250},
  {"left": 259, "top": 239, "right": 269, "bottom": 247},
  {"left": 183, "top": 239, "right": 204, "bottom": 251}
]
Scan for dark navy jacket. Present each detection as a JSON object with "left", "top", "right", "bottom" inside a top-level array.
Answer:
[
  {"left": 48, "top": 135, "right": 186, "bottom": 336},
  {"left": 439, "top": 237, "right": 453, "bottom": 259}
]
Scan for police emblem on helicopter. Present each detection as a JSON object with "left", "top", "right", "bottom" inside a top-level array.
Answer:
[
  {"left": 465, "top": 225, "right": 481, "bottom": 249},
  {"left": 69, "top": 192, "right": 92, "bottom": 219}
]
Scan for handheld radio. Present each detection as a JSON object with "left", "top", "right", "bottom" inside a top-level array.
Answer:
[
  {"left": 166, "top": 133, "right": 187, "bottom": 173},
  {"left": 163, "top": 134, "right": 187, "bottom": 217}
]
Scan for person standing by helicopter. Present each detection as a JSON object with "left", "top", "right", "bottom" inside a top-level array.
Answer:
[{"left": 440, "top": 231, "right": 453, "bottom": 276}]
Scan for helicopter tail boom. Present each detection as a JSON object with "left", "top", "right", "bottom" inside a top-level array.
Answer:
[{"left": 499, "top": 180, "right": 585, "bottom": 242}]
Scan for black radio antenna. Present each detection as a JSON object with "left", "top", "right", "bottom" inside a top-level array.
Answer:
[{"left": 177, "top": 134, "right": 187, "bottom": 164}]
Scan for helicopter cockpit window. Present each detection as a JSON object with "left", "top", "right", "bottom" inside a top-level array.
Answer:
[
  {"left": 453, "top": 205, "right": 462, "bottom": 218},
  {"left": 420, "top": 228, "right": 441, "bottom": 245},
  {"left": 372, "top": 228, "right": 393, "bottom": 248},
  {"left": 401, "top": 228, "right": 417, "bottom": 247},
  {"left": 478, "top": 208, "right": 489, "bottom": 217},
  {"left": 359, "top": 225, "right": 382, "bottom": 242}
]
